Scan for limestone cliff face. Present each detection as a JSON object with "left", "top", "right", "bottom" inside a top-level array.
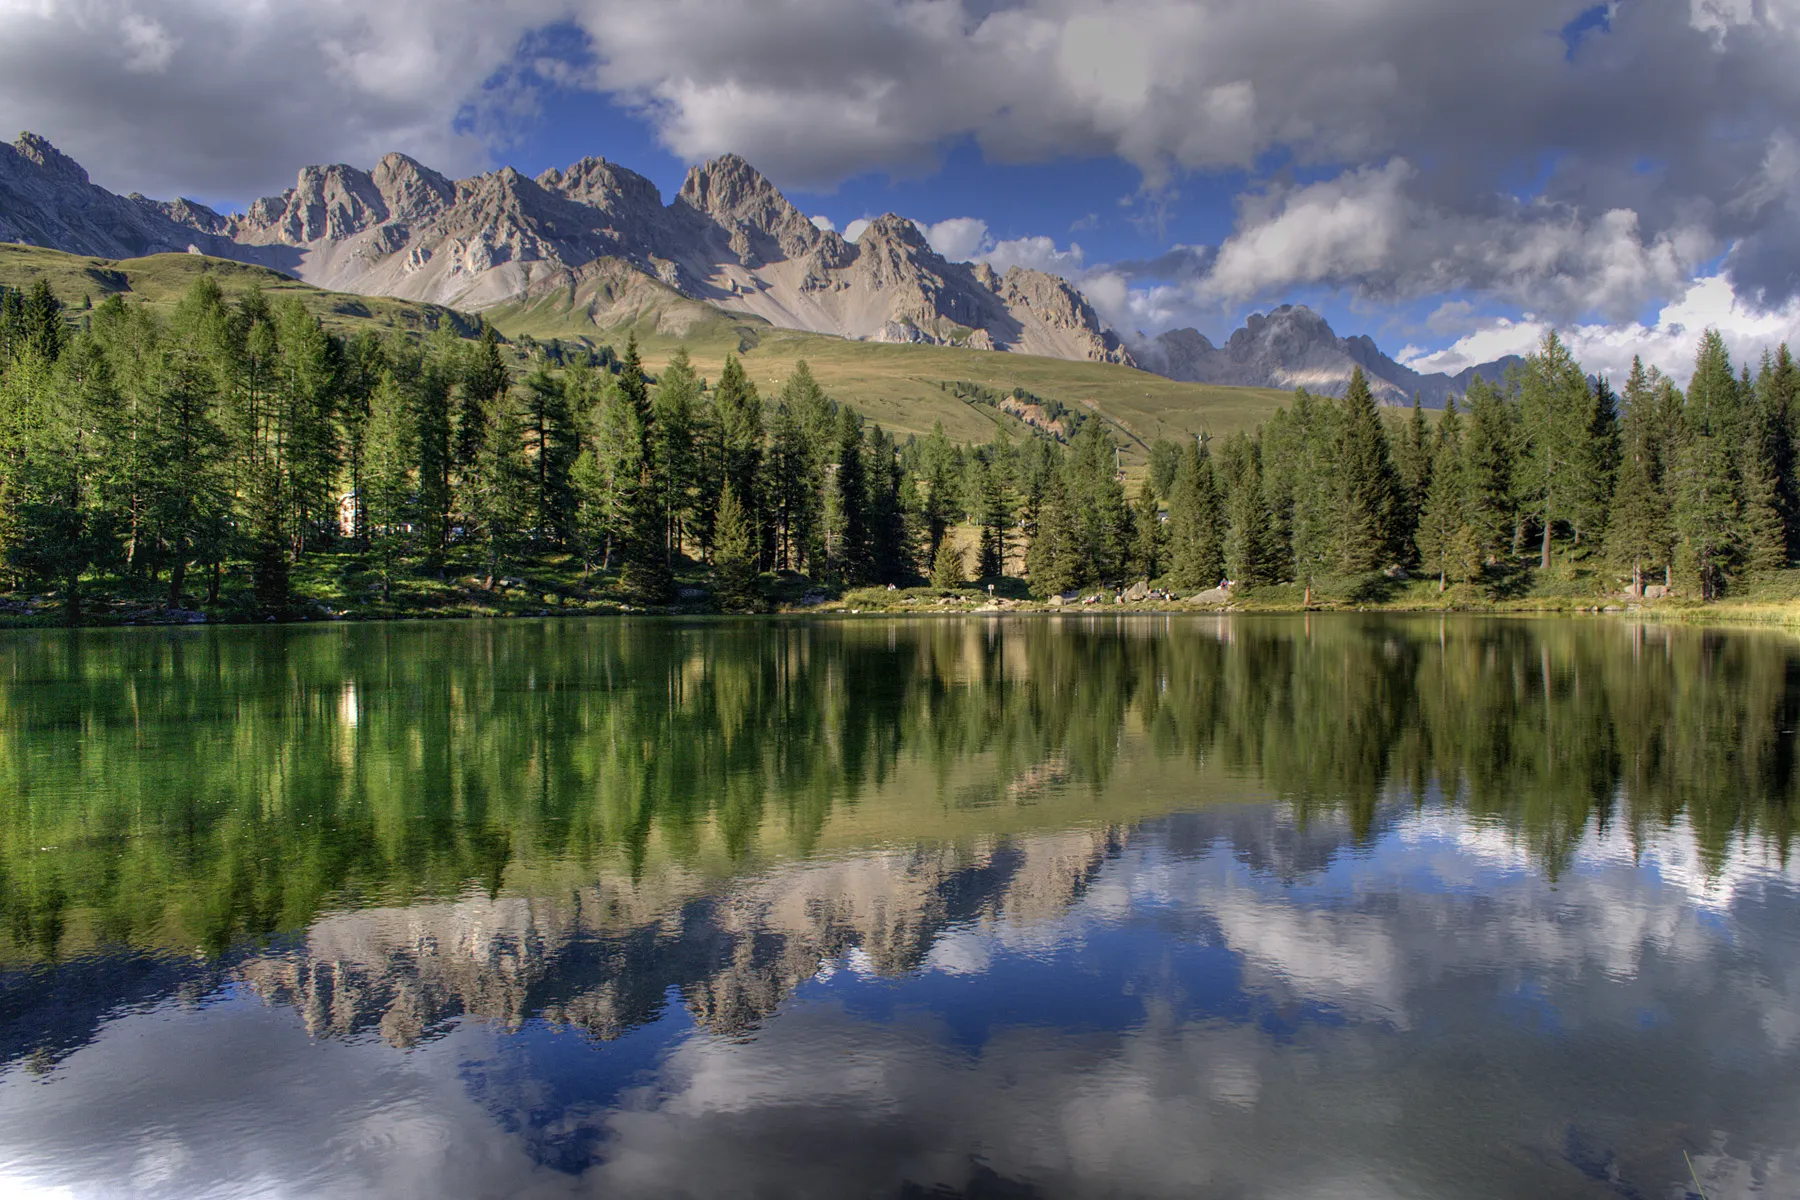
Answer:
[{"left": 0, "top": 132, "right": 1134, "bottom": 368}]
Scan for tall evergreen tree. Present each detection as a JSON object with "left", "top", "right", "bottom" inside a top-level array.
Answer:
[
  {"left": 1515, "top": 331, "right": 1592, "bottom": 568},
  {"left": 1128, "top": 480, "right": 1163, "bottom": 581},
  {"left": 362, "top": 369, "right": 416, "bottom": 599},
  {"left": 1394, "top": 393, "right": 1432, "bottom": 554},
  {"left": 1025, "top": 468, "right": 1083, "bottom": 597},
  {"left": 1460, "top": 377, "right": 1516, "bottom": 563},
  {"left": 1166, "top": 440, "right": 1225, "bottom": 590},
  {"left": 1415, "top": 398, "right": 1472, "bottom": 590},
  {"left": 1334, "top": 367, "right": 1401, "bottom": 573},
  {"left": 649, "top": 348, "right": 701, "bottom": 564},
  {"left": 1220, "top": 432, "right": 1274, "bottom": 586},
  {"left": 711, "top": 480, "right": 760, "bottom": 610},
  {"left": 1607, "top": 361, "right": 1677, "bottom": 593}
]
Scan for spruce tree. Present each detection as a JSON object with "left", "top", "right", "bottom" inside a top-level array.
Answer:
[
  {"left": 709, "top": 478, "right": 759, "bottom": 611},
  {"left": 711, "top": 481, "right": 760, "bottom": 610},
  {"left": 919, "top": 423, "right": 959, "bottom": 563},
  {"left": 1148, "top": 438, "right": 1182, "bottom": 499},
  {"left": 1674, "top": 432, "right": 1738, "bottom": 599},
  {"left": 1166, "top": 440, "right": 1225, "bottom": 590},
  {"left": 712, "top": 355, "right": 764, "bottom": 565},
  {"left": 1460, "top": 378, "right": 1516, "bottom": 563},
  {"left": 931, "top": 538, "right": 966, "bottom": 590},
  {"left": 1394, "top": 393, "right": 1432, "bottom": 555},
  {"left": 1221, "top": 432, "right": 1273, "bottom": 586},
  {"left": 975, "top": 456, "right": 1012, "bottom": 581},
  {"left": 1128, "top": 480, "right": 1163, "bottom": 581},
  {"left": 1741, "top": 449, "right": 1786, "bottom": 577},
  {"left": 362, "top": 370, "right": 416, "bottom": 599},
  {"left": 649, "top": 348, "right": 701, "bottom": 564},
  {"left": 1334, "top": 367, "right": 1401, "bottom": 574},
  {"left": 1026, "top": 468, "right": 1083, "bottom": 597},
  {"left": 1414, "top": 403, "right": 1471, "bottom": 591},
  {"left": 474, "top": 386, "right": 530, "bottom": 590},
  {"left": 1515, "top": 331, "right": 1592, "bottom": 569},
  {"left": 831, "top": 408, "right": 870, "bottom": 584}
]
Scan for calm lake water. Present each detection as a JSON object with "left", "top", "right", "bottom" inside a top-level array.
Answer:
[{"left": 1, "top": 615, "right": 1796, "bottom": 1199}]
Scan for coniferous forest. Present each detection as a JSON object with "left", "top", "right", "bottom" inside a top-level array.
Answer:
[{"left": 1, "top": 273, "right": 1797, "bottom": 621}]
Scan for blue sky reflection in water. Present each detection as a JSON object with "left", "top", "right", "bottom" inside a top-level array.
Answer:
[{"left": 0, "top": 616, "right": 1796, "bottom": 1199}]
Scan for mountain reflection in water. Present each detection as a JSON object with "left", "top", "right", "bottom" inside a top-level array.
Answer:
[{"left": 0, "top": 615, "right": 1796, "bottom": 1199}]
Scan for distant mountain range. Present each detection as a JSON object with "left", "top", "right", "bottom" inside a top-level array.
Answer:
[
  {"left": 1141, "top": 305, "right": 1523, "bottom": 406},
  {"left": 0, "top": 131, "right": 1514, "bottom": 404}
]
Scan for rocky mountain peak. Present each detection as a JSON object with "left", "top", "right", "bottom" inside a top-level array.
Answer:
[
  {"left": 12, "top": 133, "right": 89, "bottom": 185},
  {"left": 538, "top": 156, "right": 666, "bottom": 226},
  {"left": 856, "top": 213, "right": 933, "bottom": 253},
  {"left": 1228, "top": 304, "right": 1335, "bottom": 353},
  {"left": 371, "top": 152, "right": 454, "bottom": 224},
  {"left": 676, "top": 153, "right": 828, "bottom": 262}
]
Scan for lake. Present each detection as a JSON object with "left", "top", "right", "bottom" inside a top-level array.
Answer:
[{"left": 0, "top": 615, "right": 1795, "bottom": 1199}]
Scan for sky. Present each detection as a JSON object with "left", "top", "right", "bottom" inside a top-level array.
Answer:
[{"left": 3, "top": 0, "right": 1800, "bottom": 381}]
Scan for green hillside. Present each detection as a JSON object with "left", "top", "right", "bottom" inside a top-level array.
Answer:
[
  {"left": 483, "top": 263, "right": 1294, "bottom": 453},
  {"left": 0, "top": 243, "right": 478, "bottom": 340},
  {"left": 0, "top": 242, "right": 1297, "bottom": 456}
]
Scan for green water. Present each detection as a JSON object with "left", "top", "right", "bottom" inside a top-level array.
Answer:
[{"left": 0, "top": 615, "right": 1796, "bottom": 1198}]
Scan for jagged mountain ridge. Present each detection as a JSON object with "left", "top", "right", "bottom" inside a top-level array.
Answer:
[
  {"left": 1143, "top": 305, "right": 1521, "bottom": 406},
  {"left": 3, "top": 130, "right": 1518, "bottom": 396},
  {"left": 0, "top": 131, "right": 1127, "bottom": 365}
]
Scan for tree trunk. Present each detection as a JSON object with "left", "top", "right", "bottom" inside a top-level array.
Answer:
[
  {"left": 1540, "top": 515, "right": 1552, "bottom": 571},
  {"left": 166, "top": 559, "right": 187, "bottom": 609}
]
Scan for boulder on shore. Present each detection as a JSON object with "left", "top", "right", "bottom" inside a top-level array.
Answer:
[
  {"left": 1124, "top": 580, "right": 1151, "bottom": 602},
  {"left": 1191, "top": 587, "right": 1232, "bottom": 604}
]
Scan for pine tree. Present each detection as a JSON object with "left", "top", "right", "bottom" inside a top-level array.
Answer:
[
  {"left": 649, "top": 348, "right": 701, "bottom": 564},
  {"left": 1515, "top": 331, "right": 1592, "bottom": 569},
  {"left": 474, "top": 386, "right": 530, "bottom": 590},
  {"left": 1741, "top": 447, "right": 1786, "bottom": 576},
  {"left": 863, "top": 425, "right": 909, "bottom": 585},
  {"left": 1026, "top": 468, "right": 1083, "bottom": 597},
  {"left": 520, "top": 365, "right": 578, "bottom": 546},
  {"left": 1334, "top": 367, "right": 1401, "bottom": 574},
  {"left": 711, "top": 481, "right": 760, "bottom": 611},
  {"left": 919, "top": 423, "right": 959, "bottom": 563},
  {"left": 1674, "top": 431, "right": 1738, "bottom": 599},
  {"left": 975, "top": 456, "right": 1012, "bottom": 581},
  {"left": 1220, "top": 432, "right": 1273, "bottom": 586},
  {"left": 1166, "top": 440, "right": 1225, "bottom": 590},
  {"left": 1267, "top": 390, "right": 1335, "bottom": 586},
  {"left": 1461, "top": 377, "right": 1516, "bottom": 562},
  {"left": 1573, "top": 375, "right": 1620, "bottom": 547},
  {"left": 767, "top": 402, "right": 814, "bottom": 571},
  {"left": 1128, "top": 480, "right": 1163, "bottom": 581},
  {"left": 1415, "top": 407, "right": 1470, "bottom": 591},
  {"left": 713, "top": 355, "right": 764, "bottom": 566},
  {"left": 1148, "top": 438, "right": 1182, "bottom": 499},
  {"left": 362, "top": 369, "right": 416, "bottom": 599},
  {"left": 931, "top": 537, "right": 966, "bottom": 590},
  {"left": 1394, "top": 393, "right": 1432, "bottom": 555}
]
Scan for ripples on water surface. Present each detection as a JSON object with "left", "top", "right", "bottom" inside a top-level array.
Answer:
[{"left": 0, "top": 615, "right": 1796, "bottom": 1199}]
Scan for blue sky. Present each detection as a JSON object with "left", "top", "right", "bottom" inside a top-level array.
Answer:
[{"left": 3, "top": 0, "right": 1798, "bottom": 378}]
